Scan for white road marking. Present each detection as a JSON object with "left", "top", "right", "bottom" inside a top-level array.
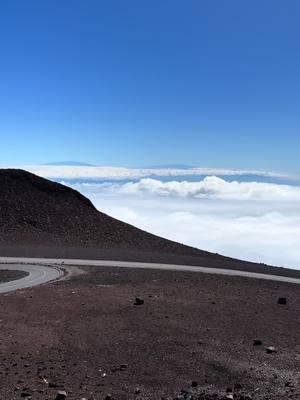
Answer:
[
  {"left": 0, "top": 257, "right": 299, "bottom": 294},
  {"left": 0, "top": 264, "right": 63, "bottom": 293}
]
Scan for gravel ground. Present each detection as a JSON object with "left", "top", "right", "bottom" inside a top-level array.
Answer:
[
  {"left": 0, "top": 269, "right": 28, "bottom": 283},
  {"left": 0, "top": 266, "right": 299, "bottom": 400}
]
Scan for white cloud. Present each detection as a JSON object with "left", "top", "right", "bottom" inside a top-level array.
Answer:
[
  {"left": 17, "top": 165, "right": 288, "bottom": 181},
  {"left": 68, "top": 178, "right": 300, "bottom": 269},
  {"left": 3, "top": 163, "right": 299, "bottom": 267},
  {"left": 71, "top": 176, "right": 300, "bottom": 202}
]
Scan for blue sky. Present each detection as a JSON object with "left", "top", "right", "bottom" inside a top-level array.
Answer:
[{"left": 1, "top": 1, "right": 299, "bottom": 172}]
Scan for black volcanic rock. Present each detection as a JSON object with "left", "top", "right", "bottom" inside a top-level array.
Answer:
[{"left": 0, "top": 169, "right": 206, "bottom": 255}]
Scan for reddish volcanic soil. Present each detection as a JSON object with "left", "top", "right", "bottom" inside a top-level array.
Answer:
[{"left": 0, "top": 266, "right": 299, "bottom": 400}]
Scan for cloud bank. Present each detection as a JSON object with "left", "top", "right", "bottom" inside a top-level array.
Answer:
[
  {"left": 6, "top": 164, "right": 299, "bottom": 268},
  {"left": 20, "top": 165, "right": 288, "bottom": 181},
  {"left": 116, "top": 177, "right": 300, "bottom": 201},
  {"left": 67, "top": 176, "right": 300, "bottom": 269}
]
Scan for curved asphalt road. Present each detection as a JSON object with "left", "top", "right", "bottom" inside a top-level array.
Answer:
[
  {"left": 0, "top": 256, "right": 300, "bottom": 294},
  {"left": 0, "top": 263, "right": 63, "bottom": 293}
]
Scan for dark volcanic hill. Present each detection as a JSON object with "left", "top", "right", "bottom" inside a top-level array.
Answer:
[
  {"left": 0, "top": 168, "right": 299, "bottom": 277},
  {"left": 0, "top": 169, "right": 206, "bottom": 254}
]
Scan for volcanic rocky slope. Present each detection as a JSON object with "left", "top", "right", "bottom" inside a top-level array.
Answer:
[
  {"left": 0, "top": 169, "right": 206, "bottom": 253},
  {"left": 1, "top": 168, "right": 299, "bottom": 277}
]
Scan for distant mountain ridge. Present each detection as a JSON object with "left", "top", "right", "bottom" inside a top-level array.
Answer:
[
  {"left": 44, "top": 161, "right": 96, "bottom": 166},
  {"left": 138, "top": 164, "right": 196, "bottom": 169}
]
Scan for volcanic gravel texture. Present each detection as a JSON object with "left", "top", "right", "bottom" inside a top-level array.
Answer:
[
  {"left": 1, "top": 168, "right": 300, "bottom": 279},
  {"left": 0, "top": 266, "right": 299, "bottom": 399},
  {"left": 0, "top": 168, "right": 206, "bottom": 253}
]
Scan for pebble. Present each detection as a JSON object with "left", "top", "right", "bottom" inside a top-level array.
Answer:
[
  {"left": 278, "top": 297, "right": 287, "bottom": 305},
  {"left": 21, "top": 392, "right": 31, "bottom": 398},
  {"left": 266, "top": 346, "right": 277, "bottom": 354},
  {"left": 134, "top": 297, "right": 144, "bottom": 305},
  {"left": 55, "top": 390, "right": 67, "bottom": 400}
]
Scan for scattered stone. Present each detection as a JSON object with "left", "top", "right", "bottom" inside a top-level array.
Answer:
[
  {"left": 253, "top": 339, "right": 262, "bottom": 346},
  {"left": 266, "top": 346, "right": 277, "bottom": 354},
  {"left": 21, "top": 393, "right": 31, "bottom": 398},
  {"left": 55, "top": 390, "right": 67, "bottom": 400},
  {"left": 49, "top": 382, "right": 60, "bottom": 388},
  {"left": 134, "top": 297, "right": 144, "bottom": 305},
  {"left": 278, "top": 297, "right": 287, "bottom": 305}
]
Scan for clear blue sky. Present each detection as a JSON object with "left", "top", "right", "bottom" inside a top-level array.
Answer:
[{"left": 0, "top": 1, "right": 299, "bottom": 172}]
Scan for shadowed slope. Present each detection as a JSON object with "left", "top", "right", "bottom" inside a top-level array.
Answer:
[
  {"left": 0, "top": 169, "right": 207, "bottom": 254},
  {"left": 1, "top": 169, "right": 300, "bottom": 278}
]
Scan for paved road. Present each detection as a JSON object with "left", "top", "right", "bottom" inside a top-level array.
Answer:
[
  {"left": 0, "top": 257, "right": 300, "bottom": 294},
  {"left": 0, "top": 263, "right": 63, "bottom": 293}
]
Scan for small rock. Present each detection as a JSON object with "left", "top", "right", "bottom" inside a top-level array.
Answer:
[
  {"left": 21, "top": 393, "right": 31, "bottom": 398},
  {"left": 105, "top": 395, "right": 112, "bottom": 400},
  {"left": 49, "top": 382, "right": 60, "bottom": 388},
  {"left": 266, "top": 346, "right": 277, "bottom": 354},
  {"left": 191, "top": 381, "right": 198, "bottom": 387},
  {"left": 134, "top": 297, "right": 144, "bottom": 305},
  {"left": 234, "top": 383, "right": 242, "bottom": 390},
  {"left": 120, "top": 364, "right": 128, "bottom": 371},
  {"left": 278, "top": 297, "right": 287, "bottom": 305},
  {"left": 253, "top": 339, "right": 262, "bottom": 346},
  {"left": 55, "top": 390, "right": 67, "bottom": 400},
  {"left": 134, "top": 387, "right": 141, "bottom": 394}
]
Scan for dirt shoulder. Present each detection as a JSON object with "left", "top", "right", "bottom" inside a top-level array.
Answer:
[{"left": 0, "top": 266, "right": 299, "bottom": 400}]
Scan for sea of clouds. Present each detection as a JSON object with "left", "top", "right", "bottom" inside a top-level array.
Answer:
[{"left": 21, "top": 165, "right": 300, "bottom": 269}]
